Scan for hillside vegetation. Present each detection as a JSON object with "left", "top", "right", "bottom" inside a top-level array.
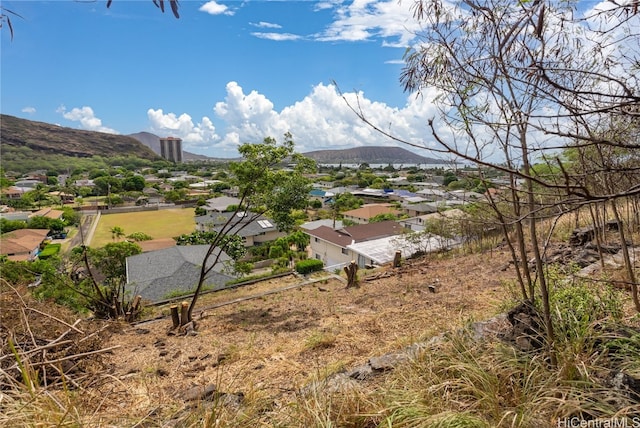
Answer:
[{"left": 1, "top": 114, "right": 160, "bottom": 163}]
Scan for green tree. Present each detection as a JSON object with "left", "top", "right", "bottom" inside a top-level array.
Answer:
[
  {"left": 185, "top": 133, "right": 315, "bottom": 325},
  {"left": 110, "top": 226, "right": 125, "bottom": 241},
  {"left": 122, "top": 175, "right": 145, "bottom": 192},
  {"left": 0, "top": 218, "right": 27, "bottom": 233},
  {"left": 84, "top": 241, "right": 143, "bottom": 318}
]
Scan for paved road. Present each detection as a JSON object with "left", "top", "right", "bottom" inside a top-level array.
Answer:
[{"left": 69, "top": 213, "right": 97, "bottom": 248}]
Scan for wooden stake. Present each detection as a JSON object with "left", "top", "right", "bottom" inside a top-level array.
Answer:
[
  {"left": 170, "top": 305, "right": 180, "bottom": 329},
  {"left": 180, "top": 301, "right": 190, "bottom": 326},
  {"left": 393, "top": 250, "right": 402, "bottom": 268}
]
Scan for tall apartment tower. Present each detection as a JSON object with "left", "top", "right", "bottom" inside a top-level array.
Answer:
[{"left": 159, "top": 137, "right": 183, "bottom": 163}]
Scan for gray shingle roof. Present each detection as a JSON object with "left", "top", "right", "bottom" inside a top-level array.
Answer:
[{"left": 126, "top": 245, "right": 233, "bottom": 303}]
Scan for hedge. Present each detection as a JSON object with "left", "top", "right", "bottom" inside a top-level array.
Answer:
[
  {"left": 295, "top": 258, "right": 324, "bottom": 275},
  {"left": 38, "top": 244, "right": 61, "bottom": 259}
]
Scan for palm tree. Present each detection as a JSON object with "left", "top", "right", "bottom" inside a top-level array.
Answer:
[{"left": 110, "top": 226, "right": 125, "bottom": 241}]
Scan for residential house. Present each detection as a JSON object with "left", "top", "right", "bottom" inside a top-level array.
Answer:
[
  {"left": 449, "top": 190, "right": 485, "bottom": 202},
  {"left": 350, "top": 188, "right": 390, "bottom": 204},
  {"left": 347, "top": 233, "right": 450, "bottom": 267},
  {"left": 300, "top": 219, "right": 344, "bottom": 231},
  {"left": 1, "top": 186, "right": 24, "bottom": 200},
  {"left": 305, "top": 220, "right": 405, "bottom": 268},
  {"left": 401, "top": 202, "right": 440, "bottom": 217},
  {"left": 48, "top": 191, "right": 75, "bottom": 204},
  {"left": 189, "top": 180, "right": 223, "bottom": 189},
  {"left": 0, "top": 210, "right": 31, "bottom": 221},
  {"left": 0, "top": 229, "right": 49, "bottom": 261},
  {"left": 74, "top": 179, "right": 95, "bottom": 188},
  {"left": 125, "top": 245, "right": 234, "bottom": 303},
  {"left": 23, "top": 171, "right": 48, "bottom": 183},
  {"left": 399, "top": 208, "right": 466, "bottom": 232},
  {"left": 342, "top": 203, "right": 401, "bottom": 224},
  {"left": 416, "top": 188, "right": 450, "bottom": 201},
  {"left": 309, "top": 189, "right": 335, "bottom": 207},
  {"left": 203, "top": 196, "right": 241, "bottom": 213},
  {"left": 195, "top": 211, "right": 285, "bottom": 246},
  {"left": 13, "top": 180, "right": 42, "bottom": 193},
  {"left": 30, "top": 207, "right": 64, "bottom": 221}
]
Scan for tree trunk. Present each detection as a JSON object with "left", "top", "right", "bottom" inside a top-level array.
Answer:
[
  {"left": 180, "top": 301, "right": 190, "bottom": 326},
  {"left": 610, "top": 200, "right": 640, "bottom": 312},
  {"left": 170, "top": 305, "right": 180, "bottom": 329},
  {"left": 344, "top": 261, "right": 359, "bottom": 288}
]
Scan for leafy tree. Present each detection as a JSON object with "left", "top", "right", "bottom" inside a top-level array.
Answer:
[
  {"left": 122, "top": 175, "right": 145, "bottom": 192},
  {"left": 164, "top": 189, "right": 187, "bottom": 203},
  {"left": 110, "top": 226, "right": 125, "bottom": 241},
  {"left": 26, "top": 216, "right": 51, "bottom": 230},
  {"left": 349, "top": 0, "right": 640, "bottom": 366},
  {"left": 184, "top": 133, "right": 315, "bottom": 325},
  {"left": 174, "top": 230, "right": 246, "bottom": 261},
  {"left": 442, "top": 171, "right": 458, "bottom": 187},
  {"left": 93, "top": 176, "right": 121, "bottom": 196},
  {"left": 369, "top": 213, "right": 399, "bottom": 223},
  {"left": 0, "top": 218, "right": 27, "bottom": 233},
  {"left": 83, "top": 241, "right": 142, "bottom": 318}
]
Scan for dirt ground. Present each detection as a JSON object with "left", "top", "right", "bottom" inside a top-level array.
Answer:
[{"left": 88, "top": 249, "right": 514, "bottom": 419}]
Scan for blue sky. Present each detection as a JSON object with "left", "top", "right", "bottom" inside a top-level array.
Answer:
[
  {"left": 2, "top": 0, "right": 440, "bottom": 158},
  {"left": 1, "top": 1, "right": 626, "bottom": 161}
]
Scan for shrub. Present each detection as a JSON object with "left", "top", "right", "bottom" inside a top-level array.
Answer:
[
  {"left": 38, "top": 244, "right": 61, "bottom": 259},
  {"left": 126, "top": 232, "right": 153, "bottom": 241},
  {"left": 269, "top": 246, "right": 283, "bottom": 259},
  {"left": 295, "top": 259, "right": 324, "bottom": 275}
]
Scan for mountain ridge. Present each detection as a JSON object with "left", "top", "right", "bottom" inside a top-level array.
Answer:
[
  {"left": 0, "top": 114, "right": 159, "bottom": 160},
  {"left": 1, "top": 114, "right": 446, "bottom": 166},
  {"left": 302, "top": 146, "right": 446, "bottom": 164}
]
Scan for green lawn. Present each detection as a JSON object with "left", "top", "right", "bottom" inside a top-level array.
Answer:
[{"left": 90, "top": 209, "right": 196, "bottom": 248}]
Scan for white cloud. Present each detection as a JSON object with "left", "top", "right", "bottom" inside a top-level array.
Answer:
[
  {"left": 317, "top": 0, "right": 419, "bottom": 46},
  {"left": 147, "top": 109, "right": 220, "bottom": 150},
  {"left": 22, "top": 106, "right": 36, "bottom": 114},
  {"left": 251, "top": 21, "right": 282, "bottom": 29},
  {"left": 146, "top": 81, "right": 443, "bottom": 159},
  {"left": 57, "top": 105, "right": 118, "bottom": 134},
  {"left": 199, "top": 1, "right": 234, "bottom": 16},
  {"left": 251, "top": 32, "right": 302, "bottom": 41}
]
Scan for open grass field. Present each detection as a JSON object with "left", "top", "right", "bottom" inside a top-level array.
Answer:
[{"left": 90, "top": 208, "right": 196, "bottom": 247}]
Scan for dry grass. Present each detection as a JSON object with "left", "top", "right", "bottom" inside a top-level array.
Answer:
[
  {"left": 4, "top": 243, "right": 640, "bottom": 427},
  {"left": 90, "top": 208, "right": 195, "bottom": 247},
  {"left": 0, "top": 249, "right": 511, "bottom": 426}
]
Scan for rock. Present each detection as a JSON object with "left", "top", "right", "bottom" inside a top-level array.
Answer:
[
  {"left": 347, "top": 364, "right": 373, "bottom": 380},
  {"left": 369, "top": 353, "right": 409, "bottom": 371},
  {"left": 607, "top": 371, "right": 640, "bottom": 401},
  {"left": 181, "top": 384, "right": 217, "bottom": 402}
]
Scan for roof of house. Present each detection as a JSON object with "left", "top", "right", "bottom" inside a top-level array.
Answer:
[
  {"left": 348, "top": 234, "right": 443, "bottom": 265},
  {"left": 342, "top": 204, "right": 401, "bottom": 220},
  {"left": 0, "top": 228, "right": 49, "bottom": 260},
  {"left": 126, "top": 245, "right": 233, "bottom": 303},
  {"left": 30, "top": 208, "right": 64, "bottom": 220},
  {"left": 300, "top": 219, "right": 344, "bottom": 231},
  {"left": 305, "top": 220, "right": 404, "bottom": 247},
  {"left": 412, "top": 208, "right": 467, "bottom": 223},
  {"left": 137, "top": 238, "right": 177, "bottom": 253},
  {"left": 204, "top": 196, "right": 241, "bottom": 212},
  {"left": 1, "top": 187, "right": 24, "bottom": 195},
  {"left": 195, "top": 211, "right": 279, "bottom": 237}
]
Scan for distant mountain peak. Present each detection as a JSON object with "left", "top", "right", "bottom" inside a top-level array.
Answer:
[{"left": 302, "top": 146, "right": 446, "bottom": 164}]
